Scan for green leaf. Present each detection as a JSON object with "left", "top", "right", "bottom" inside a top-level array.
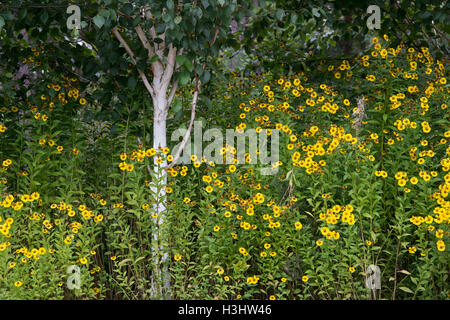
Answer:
[
  {"left": 399, "top": 286, "right": 414, "bottom": 294},
  {"left": 135, "top": 256, "right": 146, "bottom": 264},
  {"left": 99, "top": 9, "right": 110, "bottom": 18},
  {"left": 290, "top": 14, "right": 298, "bottom": 24},
  {"left": 149, "top": 54, "right": 159, "bottom": 63},
  {"left": 179, "top": 71, "right": 190, "bottom": 86},
  {"left": 18, "top": 8, "right": 27, "bottom": 20},
  {"left": 312, "top": 8, "right": 320, "bottom": 18},
  {"left": 275, "top": 9, "right": 285, "bottom": 20},
  {"left": 201, "top": 0, "right": 209, "bottom": 8},
  {"left": 174, "top": 16, "right": 182, "bottom": 24},
  {"left": 184, "top": 59, "right": 194, "bottom": 72},
  {"left": 127, "top": 76, "right": 137, "bottom": 89},
  {"left": 40, "top": 11, "right": 49, "bottom": 24},
  {"left": 93, "top": 15, "right": 105, "bottom": 28},
  {"left": 118, "top": 258, "right": 133, "bottom": 266},
  {"left": 176, "top": 55, "right": 187, "bottom": 66},
  {"left": 172, "top": 100, "right": 182, "bottom": 113},
  {"left": 201, "top": 70, "right": 210, "bottom": 83},
  {"left": 132, "top": 16, "right": 141, "bottom": 27}
]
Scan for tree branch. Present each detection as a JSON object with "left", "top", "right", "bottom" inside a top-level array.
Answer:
[
  {"left": 167, "top": 47, "right": 183, "bottom": 107},
  {"left": 160, "top": 44, "right": 177, "bottom": 94},
  {"left": 135, "top": 25, "right": 156, "bottom": 57},
  {"left": 166, "top": 76, "right": 200, "bottom": 169},
  {"left": 167, "top": 81, "right": 179, "bottom": 107},
  {"left": 112, "top": 27, "right": 155, "bottom": 98},
  {"left": 432, "top": 22, "right": 450, "bottom": 43}
]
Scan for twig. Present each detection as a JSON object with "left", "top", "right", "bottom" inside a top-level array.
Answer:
[
  {"left": 392, "top": 238, "right": 401, "bottom": 300},
  {"left": 421, "top": 26, "right": 446, "bottom": 57},
  {"left": 166, "top": 76, "right": 200, "bottom": 169},
  {"left": 431, "top": 22, "right": 450, "bottom": 43}
]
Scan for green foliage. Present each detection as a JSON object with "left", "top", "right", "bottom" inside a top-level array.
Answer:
[{"left": 0, "top": 0, "right": 448, "bottom": 301}]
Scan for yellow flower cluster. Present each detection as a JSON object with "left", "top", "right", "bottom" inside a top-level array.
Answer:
[
  {"left": 375, "top": 170, "right": 388, "bottom": 178},
  {"left": 0, "top": 216, "right": 13, "bottom": 237},
  {"left": 15, "top": 247, "right": 49, "bottom": 261},
  {"left": 118, "top": 147, "right": 172, "bottom": 172},
  {"left": 246, "top": 275, "right": 260, "bottom": 284},
  {"left": 319, "top": 204, "right": 355, "bottom": 226}
]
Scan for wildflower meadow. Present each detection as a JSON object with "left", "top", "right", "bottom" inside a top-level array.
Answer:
[{"left": 0, "top": 0, "right": 448, "bottom": 301}]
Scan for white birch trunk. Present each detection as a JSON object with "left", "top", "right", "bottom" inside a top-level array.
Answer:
[
  {"left": 113, "top": 22, "right": 193, "bottom": 299},
  {"left": 150, "top": 92, "right": 171, "bottom": 298}
]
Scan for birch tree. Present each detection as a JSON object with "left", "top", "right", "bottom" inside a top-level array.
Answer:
[{"left": 90, "top": 0, "right": 255, "bottom": 298}]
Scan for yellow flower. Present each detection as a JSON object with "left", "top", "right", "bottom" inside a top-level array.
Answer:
[
  {"left": 174, "top": 254, "right": 182, "bottom": 261},
  {"left": 408, "top": 246, "right": 417, "bottom": 254},
  {"left": 398, "top": 179, "right": 407, "bottom": 187},
  {"left": 302, "top": 275, "right": 309, "bottom": 282},
  {"left": 145, "top": 148, "right": 156, "bottom": 157},
  {"left": 14, "top": 281, "right": 23, "bottom": 287}
]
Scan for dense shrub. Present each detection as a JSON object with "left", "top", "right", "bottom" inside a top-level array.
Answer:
[{"left": 0, "top": 36, "right": 448, "bottom": 299}]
